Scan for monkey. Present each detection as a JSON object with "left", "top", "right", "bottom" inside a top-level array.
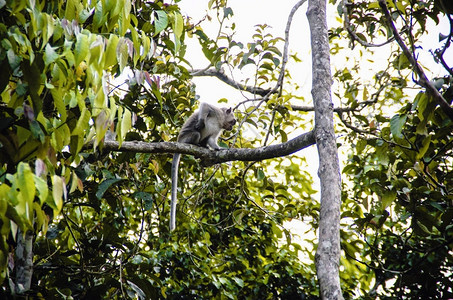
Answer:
[{"left": 170, "top": 102, "right": 236, "bottom": 231}]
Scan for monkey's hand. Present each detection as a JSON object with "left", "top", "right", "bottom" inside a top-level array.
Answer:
[
  {"left": 195, "top": 120, "right": 205, "bottom": 131},
  {"left": 213, "top": 146, "right": 227, "bottom": 151}
]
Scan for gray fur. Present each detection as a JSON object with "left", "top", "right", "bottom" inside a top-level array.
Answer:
[{"left": 170, "top": 103, "right": 236, "bottom": 231}]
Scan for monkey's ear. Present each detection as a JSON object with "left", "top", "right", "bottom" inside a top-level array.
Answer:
[{"left": 226, "top": 107, "right": 232, "bottom": 114}]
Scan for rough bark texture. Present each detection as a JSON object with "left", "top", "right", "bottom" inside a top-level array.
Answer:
[
  {"left": 307, "top": 0, "right": 344, "bottom": 299},
  {"left": 87, "top": 130, "right": 316, "bottom": 166},
  {"left": 15, "top": 229, "right": 34, "bottom": 294}
]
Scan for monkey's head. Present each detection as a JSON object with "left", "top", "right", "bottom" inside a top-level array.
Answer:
[{"left": 222, "top": 107, "right": 236, "bottom": 130}]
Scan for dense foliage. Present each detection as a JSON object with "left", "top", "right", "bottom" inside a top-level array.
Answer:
[
  {"left": 335, "top": 0, "right": 453, "bottom": 298},
  {"left": 0, "top": 0, "right": 452, "bottom": 298},
  {"left": 0, "top": 0, "right": 317, "bottom": 298}
]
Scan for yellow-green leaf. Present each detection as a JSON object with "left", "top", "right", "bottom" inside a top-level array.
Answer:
[
  {"left": 120, "top": 108, "right": 132, "bottom": 144},
  {"left": 105, "top": 34, "right": 119, "bottom": 68},
  {"left": 17, "top": 162, "right": 35, "bottom": 220},
  {"left": 50, "top": 88, "right": 67, "bottom": 121},
  {"left": 65, "top": 0, "right": 77, "bottom": 20},
  {"left": 95, "top": 109, "right": 110, "bottom": 145},
  {"left": 117, "top": 38, "right": 129, "bottom": 72},
  {"left": 141, "top": 31, "right": 151, "bottom": 59},
  {"left": 172, "top": 11, "right": 184, "bottom": 53},
  {"left": 51, "top": 175, "right": 64, "bottom": 214},
  {"left": 116, "top": 106, "right": 124, "bottom": 145},
  {"left": 72, "top": 107, "right": 91, "bottom": 136},
  {"left": 75, "top": 33, "right": 89, "bottom": 66}
]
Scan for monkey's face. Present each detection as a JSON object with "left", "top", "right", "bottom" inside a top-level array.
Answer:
[
  {"left": 224, "top": 118, "right": 236, "bottom": 130},
  {"left": 222, "top": 107, "right": 236, "bottom": 131}
]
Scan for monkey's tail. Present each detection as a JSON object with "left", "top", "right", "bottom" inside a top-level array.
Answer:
[{"left": 170, "top": 153, "right": 181, "bottom": 231}]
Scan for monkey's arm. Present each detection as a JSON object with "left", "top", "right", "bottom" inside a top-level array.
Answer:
[{"left": 195, "top": 102, "right": 212, "bottom": 130}]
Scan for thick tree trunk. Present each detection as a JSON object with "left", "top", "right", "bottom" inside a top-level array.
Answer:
[
  {"left": 14, "top": 229, "right": 34, "bottom": 294},
  {"left": 306, "top": 0, "right": 344, "bottom": 299}
]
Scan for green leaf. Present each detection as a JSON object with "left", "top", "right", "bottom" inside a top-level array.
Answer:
[
  {"left": 50, "top": 88, "right": 67, "bottom": 122},
  {"left": 96, "top": 178, "right": 122, "bottom": 199},
  {"left": 95, "top": 109, "right": 110, "bottom": 145},
  {"left": 223, "top": 7, "right": 233, "bottom": 19},
  {"left": 133, "top": 192, "right": 153, "bottom": 210},
  {"left": 256, "top": 168, "right": 265, "bottom": 181},
  {"left": 65, "top": 0, "right": 77, "bottom": 20},
  {"left": 173, "top": 12, "right": 183, "bottom": 39},
  {"left": 279, "top": 130, "right": 288, "bottom": 143},
  {"left": 416, "top": 135, "right": 432, "bottom": 160},
  {"left": 29, "top": 120, "right": 45, "bottom": 143},
  {"left": 154, "top": 11, "right": 168, "bottom": 36},
  {"left": 390, "top": 114, "right": 406, "bottom": 139},
  {"left": 416, "top": 92, "right": 429, "bottom": 120},
  {"left": 356, "top": 139, "right": 367, "bottom": 154},
  {"left": 232, "top": 277, "right": 244, "bottom": 287},
  {"left": 381, "top": 189, "right": 396, "bottom": 209},
  {"left": 117, "top": 38, "right": 129, "bottom": 72},
  {"left": 232, "top": 209, "right": 245, "bottom": 225},
  {"left": 44, "top": 44, "right": 59, "bottom": 66}
]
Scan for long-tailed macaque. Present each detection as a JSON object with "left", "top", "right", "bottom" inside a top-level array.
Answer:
[{"left": 170, "top": 102, "right": 236, "bottom": 231}]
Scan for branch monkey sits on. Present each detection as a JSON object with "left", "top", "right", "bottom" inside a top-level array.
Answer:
[{"left": 170, "top": 102, "right": 236, "bottom": 231}]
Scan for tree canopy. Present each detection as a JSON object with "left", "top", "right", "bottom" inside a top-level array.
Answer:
[{"left": 0, "top": 0, "right": 452, "bottom": 299}]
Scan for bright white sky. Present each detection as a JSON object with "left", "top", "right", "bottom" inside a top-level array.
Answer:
[
  {"left": 179, "top": 0, "right": 452, "bottom": 105},
  {"left": 179, "top": 0, "right": 312, "bottom": 104}
]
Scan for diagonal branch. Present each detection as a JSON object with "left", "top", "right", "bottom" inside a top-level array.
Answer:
[
  {"left": 378, "top": 0, "right": 453, "bottom": 121},
  {"left": 87, "top": 130, "right": 316, "bottom": 167},
  {"left": 191, "top": 68, "right": 271, "bottom": 96}
]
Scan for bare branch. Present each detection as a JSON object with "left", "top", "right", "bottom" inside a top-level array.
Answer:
[
  {"left": 275, "top": 0, "right": 307, "bottom": 95},
  {"left": 378, "top": 0, "right": 453, "bottom": 121},
  {"left": 87, "top": 130, "right": 316, "bottom": 166},
  {"left": 191, "top": 68, "right": 271, "bottom": 96},
  {"left": 292, "top": 100, "right": 376, "bottom": 113}
]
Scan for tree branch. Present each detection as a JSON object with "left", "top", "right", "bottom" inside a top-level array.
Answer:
[
  {"left": 292, "top": 100, "right": 376, "bottom": 113},
  {"left": 87, "top": 130, "right": 316, "bottom": 167},
  {"left": 342, "top": 0, "right": 395, "bottom": 48},
  {"left": 378, "top": 0, "right": 453, "bottom": 121},
  {"left": 191, "top": 68, "right": 271, "bottom": 96}
]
